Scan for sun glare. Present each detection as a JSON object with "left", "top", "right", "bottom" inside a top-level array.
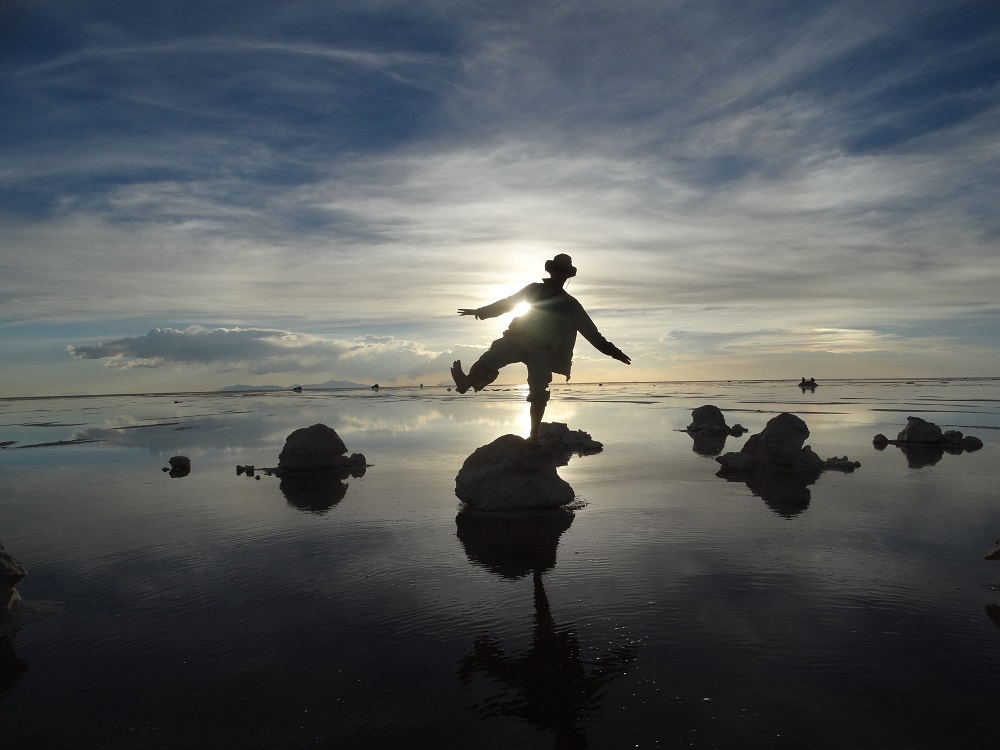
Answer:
[{"left": 512, "top": 301, "right": 531, "bottom": 317}]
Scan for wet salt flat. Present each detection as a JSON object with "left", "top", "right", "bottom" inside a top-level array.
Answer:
[{"left": 2, "top": 378, "right": 999, "bottom": 748}]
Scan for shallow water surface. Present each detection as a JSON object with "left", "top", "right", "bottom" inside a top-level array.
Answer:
[{"left": 2, "top": 379, "right": 999, "bottom": 748}]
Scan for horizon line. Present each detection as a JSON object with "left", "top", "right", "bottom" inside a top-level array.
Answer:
[{"left": 2, "top": 375, "right": 997, "bottom": 401}]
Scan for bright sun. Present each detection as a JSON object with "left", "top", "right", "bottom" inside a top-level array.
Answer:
[{"left": 512, "top": 301, "right": 531, "bottom": 317}]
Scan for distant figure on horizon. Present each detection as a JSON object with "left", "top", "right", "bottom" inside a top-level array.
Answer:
[
  {"left": 451, "top": 254, "right": 631, "bottom": 445},
  {"left": 799, "top": 377, "right": 817, "bottom": 388}
]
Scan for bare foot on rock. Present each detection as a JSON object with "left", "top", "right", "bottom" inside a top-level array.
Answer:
[{"left": 451, "top": 360, "right": 471, "bottom": 394}]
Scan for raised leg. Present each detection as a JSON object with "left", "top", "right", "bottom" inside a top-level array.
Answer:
[
  {"left": 452, "top": 359, "right": 500, "bottom": 394},
  {"left": 451, "top": 360, "right": 471, "bottom": 393}
]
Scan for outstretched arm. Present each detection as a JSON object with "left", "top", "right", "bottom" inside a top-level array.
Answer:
[
  {"left": 574, "top": 303, "right": 631, "bottom": 365},
  {"left": 457, "top": 285, "right": 534, "bottom": 320}
]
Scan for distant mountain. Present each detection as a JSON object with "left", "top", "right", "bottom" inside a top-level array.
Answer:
[
  {"left": 218, "top": 379, "right": 368, "bottom": 392},
  {"left": 218, "top": 384, "right": 287, "bottom": 391},
  {"left": 302, "top": 379, "right": 369, "bottom": 389}
]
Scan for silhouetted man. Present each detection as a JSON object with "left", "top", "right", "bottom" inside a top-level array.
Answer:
[{"left": 452, "top": 254, "right": 631, "bottom": 444}]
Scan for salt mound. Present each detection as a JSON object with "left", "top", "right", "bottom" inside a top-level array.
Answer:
[{"left": 455, "top": 434, "right": 574, "bottom": 511}]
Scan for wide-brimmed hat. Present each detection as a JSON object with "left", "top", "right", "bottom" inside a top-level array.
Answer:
[{"left": 544, "top": 253, "right": 577, "bottom": 277}]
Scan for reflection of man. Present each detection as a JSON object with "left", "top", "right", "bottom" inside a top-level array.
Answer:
[
  {"left": 458, "top": 571, "right": 632, "bottom": 748},
  {"left": 452, "top": 255, "right": 631, "bottom": 445}
]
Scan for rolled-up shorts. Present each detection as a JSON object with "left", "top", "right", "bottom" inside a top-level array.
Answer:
[{"left": 477, "top": 333, "right": 553, "bottom": 403}]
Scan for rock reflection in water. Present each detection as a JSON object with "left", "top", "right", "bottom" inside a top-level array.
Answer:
[
  {"left": 0, "top": 631, "right": 28, "bottom": 699},
  {"left": 717, "top": 470, "right": 818, "bottom": 518},
  {"left": 898, "top": 444, "right": 944, "bottom": 469},
  {"left": 278, "top": 466, "right": 366, "bottom": 514},
  {"left": 456, "top": 510, "right": 573, "bottom": 579},
  {"left": 456, "top": 512, "right": 633, "bottom": 747},
  {"left": 872, "top": 442, "right": 952, "bottom": 468},
  {"left": 987, "top": 603, "right": 1000, "bottom": 630},
  {"left": 689, "top": 432, "right": 728, "bottom": 457}
]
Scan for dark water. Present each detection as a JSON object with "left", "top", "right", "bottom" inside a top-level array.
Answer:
[{"left": 1, "top": 379, "right": 999, "bottom": 748}]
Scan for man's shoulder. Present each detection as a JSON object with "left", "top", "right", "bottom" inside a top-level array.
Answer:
[{"left": 524, "top": 281, "right": 553, "bottom": 299}]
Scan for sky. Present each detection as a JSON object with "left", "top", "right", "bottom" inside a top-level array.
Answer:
[{"left": 2, "top": 0, "right": 999, "bottom": 396}]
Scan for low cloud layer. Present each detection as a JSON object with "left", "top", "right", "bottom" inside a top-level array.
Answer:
[{"left": 67, "top": 326, "right": 441, "bottom": 381}]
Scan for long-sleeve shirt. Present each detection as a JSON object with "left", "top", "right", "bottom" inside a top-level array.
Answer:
[{"left": 474, "top": 279, "right": 622, "bottom": 379}]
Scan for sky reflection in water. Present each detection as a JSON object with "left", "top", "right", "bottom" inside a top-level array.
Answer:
[{"left": 1, "top": 379, "right": 999, "bottom": 747}]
